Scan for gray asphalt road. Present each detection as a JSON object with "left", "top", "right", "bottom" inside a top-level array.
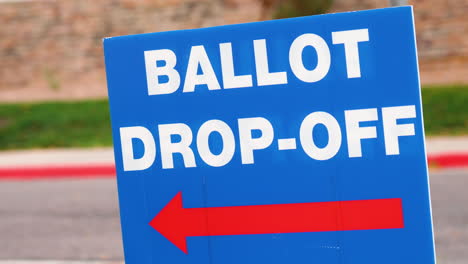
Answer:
[
  {"left": 431, "top": 169, "right": 468, "bottom": 264},
  {"left": 0, "top": 170, "right": 467, "bottom": 263},
  {"left": 0, "top": 178, "right": 122, "bottom": 261}
]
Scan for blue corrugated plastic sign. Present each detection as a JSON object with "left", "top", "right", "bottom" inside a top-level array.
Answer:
[{"left": 104, "top": 6, "right": 436, "bottom": 264}]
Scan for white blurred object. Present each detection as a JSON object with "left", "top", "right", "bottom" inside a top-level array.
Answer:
[{"left": 389, "top": 0, "right": 408, "bottom": 6}]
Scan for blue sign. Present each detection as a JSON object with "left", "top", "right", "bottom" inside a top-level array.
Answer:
[{"left": 104, "top": 6, "right": 436, "bottom": 264}]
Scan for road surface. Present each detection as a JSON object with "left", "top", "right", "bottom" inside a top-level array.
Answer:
[{"left": 0, "top": 170, "right": 467, "bottom": 263}]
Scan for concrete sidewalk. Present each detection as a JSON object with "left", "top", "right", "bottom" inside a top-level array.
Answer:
[
  {"left": 425, "top": 136, "right": 468, "bottom": 155},
  {"left": 0, "top": 136, "right": 466, "bottom": 179},
  {"left": 0, "top": 148, "right": 114, "bottom": 167},
  {"left": 0, "top": 148, "right": 115, "bottom": 180},
  {"left": 0, "top": 261, "right": 122, "bottom": 264}
]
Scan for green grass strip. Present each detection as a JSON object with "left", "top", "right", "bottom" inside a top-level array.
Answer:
[
  {"left": 0, "top": 100, "right": 112, "bottom": 150},
  {"left": 0, "top": 85, "right": 467, "bottom": 150},
  {"left": 422, "top": 85, "right": 468, "bottom": 136}
]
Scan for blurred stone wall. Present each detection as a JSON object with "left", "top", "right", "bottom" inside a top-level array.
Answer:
[
  {"left": 0, "top": 0, "right": 263, "bottom": 100},
  {"left": 0, "top": 0, "right": 466, "bottom": 101},
  {"left": 332, "top": 0, "right": 468, "bottom": 85}
]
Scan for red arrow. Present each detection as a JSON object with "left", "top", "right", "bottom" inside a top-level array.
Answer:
[{"left": 149, "top": 192, "right": 404, "bottom": 254}]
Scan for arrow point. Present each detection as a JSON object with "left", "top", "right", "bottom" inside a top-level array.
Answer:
[{"left": 149, "top": 192, "right": 189, "bottom": 254}]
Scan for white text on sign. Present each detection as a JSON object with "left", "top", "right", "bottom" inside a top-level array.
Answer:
[
  {"left": 144, "top": 29, "right": 369, "bottom": 95},
  {"left": 119, "top": 105, "right": 416, "bottom": 171}
]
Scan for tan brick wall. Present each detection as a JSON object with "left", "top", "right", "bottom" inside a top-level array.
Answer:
[
  {"left": 332, "top": 0, "right": 468, "bottom": 85},
  {"left": 0, "top": 0, "right": 466, "bottom": 101},
  {"left": 0, "top": 0, "right": 264, "bottom": 101}
]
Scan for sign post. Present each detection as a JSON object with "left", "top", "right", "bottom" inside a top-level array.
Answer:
[{"left": 104, "top": 6, "right": 436, "bottom": 264}]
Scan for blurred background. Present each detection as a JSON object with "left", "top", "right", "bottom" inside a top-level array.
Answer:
[{"left": 0, "top": 0, "right": 467, "bottom": 264}]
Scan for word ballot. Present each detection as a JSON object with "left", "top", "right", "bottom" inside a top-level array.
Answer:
[{"left": 104, "top": 6, "right": 436, "bottom": 264}]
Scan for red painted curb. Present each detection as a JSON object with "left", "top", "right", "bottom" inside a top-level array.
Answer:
[
  {"left": 427, "top": 153, "right": 468, "bottom": 169},
  {"left": 0, "top": 153, "right": 466, "bottom": 181},
  {"left": 0, "top": 164, "right": 116, "bottom": 181}
]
